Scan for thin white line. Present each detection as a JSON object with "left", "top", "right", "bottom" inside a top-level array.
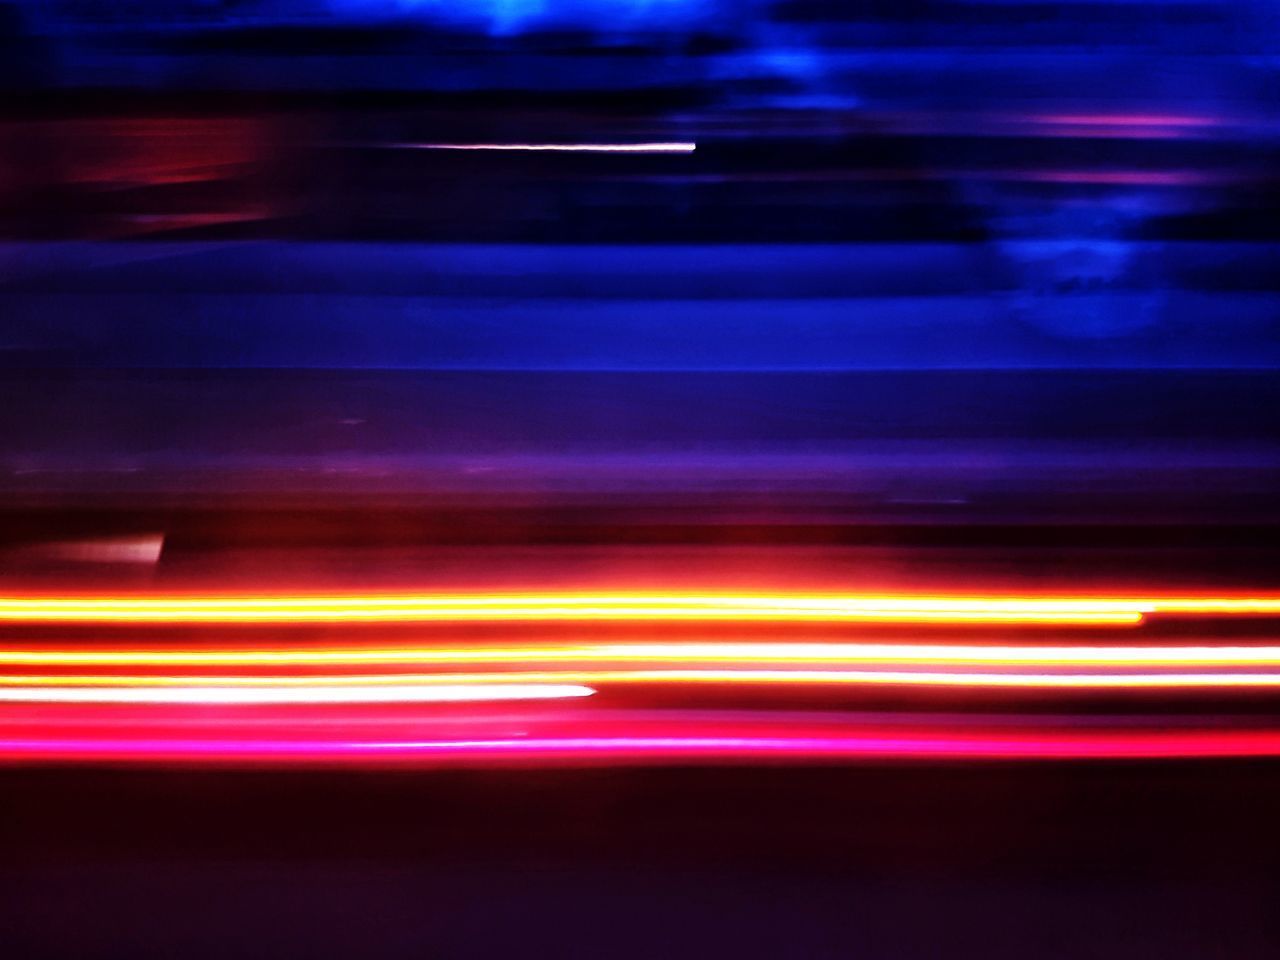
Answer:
[
  {"left": 0, "top": 684, "right": 596, "bottom": 705},
  {"left": 389, "top": 142, "right": 696, "bottom": 154}
]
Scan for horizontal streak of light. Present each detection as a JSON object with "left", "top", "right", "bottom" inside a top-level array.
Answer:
[
  {"left": 0, "top": 684, "right": 594, "bottom": 705},
  {"left": 0, "top": 594, "right": 1169, "bottom": 624},
  {"left": 10, "top": 642, "right": 1280, "bottom": 668},
  {"left": 1148, "top": 600, "right": 1280, "bottom": 614},
  {"left": 10, "top": 670, "right": 1280, "bottom": 690},
  {"left": 5, "top": 731, "right": 1280, "bottom": 762},
  {"left": 12, "top": 535, "right": 164, "bottom": 565},
  {"left": 389, "top": 142, "right": 696, "bottom": 153},
  {"left": 625, "top": 643, "right": 1280, "bottom": 665},
  {"left": 1031, "top": 114, "right": 1223, "bottom": 128},
  {"left": 0, "top": 594, "right": 1276, "bottom": 627}
]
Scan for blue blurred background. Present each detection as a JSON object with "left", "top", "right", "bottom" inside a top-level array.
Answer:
[{"left": 2, "top": 0, "right": 1280, "bottom": 533}]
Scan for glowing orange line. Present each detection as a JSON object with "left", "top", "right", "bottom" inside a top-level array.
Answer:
[
  {"left": 0, "top": 592, "right": 1275, "bottom": 628},
  {"left": 8, "top": 641, "right": 1280, "bottom": 667},
  {"left": 0, "top": 594, "right": 1150, "bottom": 624},
  {"left": 7, "top": 670, "right": 1280, "bottom": 690},
  {"left": 1148, "top": 599, "right": 1280, "bottom": 614}
]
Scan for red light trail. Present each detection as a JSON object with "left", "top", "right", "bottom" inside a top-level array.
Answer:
[
  {"left": 2, "top": 590, "right": 1280, "bottom": 764},
  {"left": 3, "top": 723, "right": 1280, "bottom": 764}
]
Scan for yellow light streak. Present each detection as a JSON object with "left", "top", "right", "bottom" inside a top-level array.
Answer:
[{"left": 6, "top": 669, "right": 1280, "bottom": 691}]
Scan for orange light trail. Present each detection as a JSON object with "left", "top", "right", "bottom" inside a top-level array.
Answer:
[
  {"left": 9, "top": 669, "right": 1280, "bottom": 691},
  {"left": 7, "top": 640, "right": 1280, "bottom": 668},
  {"left": 0, "top": 592, "right": 1275, "bottom": 625},
  {"left": 0, "top": 593, "right": 1171, "bottom": 624}
]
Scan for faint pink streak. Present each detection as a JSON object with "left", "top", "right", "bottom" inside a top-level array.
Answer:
[{"left": 5, "top": 729, "right": 1280, "bottom": 763}]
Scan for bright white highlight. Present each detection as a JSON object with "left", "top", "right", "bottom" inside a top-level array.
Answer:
[{"left": 0, "top": 684, "right": 596, "bottom": 705}]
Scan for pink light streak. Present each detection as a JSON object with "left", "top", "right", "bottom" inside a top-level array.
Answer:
[{"left": 4, "top": 727, "right": 1280, "bottom": 764}]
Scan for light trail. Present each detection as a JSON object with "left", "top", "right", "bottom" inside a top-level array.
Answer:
[
  {"left": 1031, "top": 113, "right": 1224, "bottom": 128},
  {"left": 4, "top": 728, "right": 1280, "bottom": 762},
  {"left": 1146, "top": 599, "right": 1280, "bottom": 615},
  {"left": 0, "top": 593, "right": 1161, "bottom": 624},
  {"left": 0, "top": 683, "right": 594, "bottom": 705},
  {"left": 9, "top": 669, "right": 1280, "bottom": 691},
  {"left": 633, "top": 641, "right": 1280, "bottom": 665},
  {"left": 389, "top": 142, "right": 696, "bottom": 153},
  {"left": 9, "top": 640, "right": 1280, "bottom": 668},
  {"left": 0, "top": 592, "right": 1275, "bottom": 625}
]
